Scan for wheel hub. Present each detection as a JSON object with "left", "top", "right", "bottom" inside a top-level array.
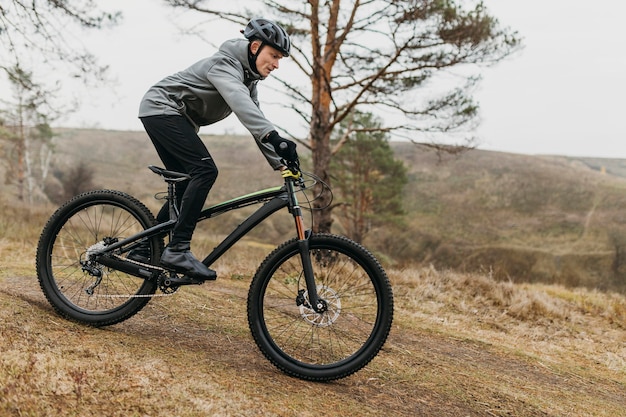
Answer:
[{"left": 297, "top": 286, "right": 341, "bottom": 327}]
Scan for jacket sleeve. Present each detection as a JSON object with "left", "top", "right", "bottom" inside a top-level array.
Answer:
[{"left": 206, "top": 59, "right": 283, "bottom": 170}]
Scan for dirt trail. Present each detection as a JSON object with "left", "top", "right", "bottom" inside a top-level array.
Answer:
[{"left": 1, "top": 275, "right": 624, "bottom": 416}]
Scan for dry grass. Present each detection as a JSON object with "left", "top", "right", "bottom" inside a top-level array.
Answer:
[
  {"left": 386, "top": 143, "right": 626, "bottom": 291},
  {"left": 392, "top": 266, "right": 625, "bottom": 371},
  {"left": 1, "top": 244, "right": 625, "bottom": 416}
]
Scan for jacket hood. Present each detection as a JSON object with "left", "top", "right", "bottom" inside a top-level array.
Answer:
[{"left": 219, "top": 38, "right": 264, "bottom": 81}]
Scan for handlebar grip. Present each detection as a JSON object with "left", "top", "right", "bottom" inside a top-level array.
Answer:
[{"left": 277, "top": 141, "right": 299, "bottom": 173}]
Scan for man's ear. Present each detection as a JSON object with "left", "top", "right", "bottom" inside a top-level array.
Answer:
[{"left": 250, "top": 40, "right": 262, "bottom": 55}]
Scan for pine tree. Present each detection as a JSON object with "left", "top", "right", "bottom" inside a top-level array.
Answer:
[{"left": 331, "top": 112, "right": 407, "bottom": 243}]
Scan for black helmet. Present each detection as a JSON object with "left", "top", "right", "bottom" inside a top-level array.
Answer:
[{"left": 242, "top": 18, "right": 291, "bottom": 57}]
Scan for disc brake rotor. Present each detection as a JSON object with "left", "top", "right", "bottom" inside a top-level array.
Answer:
[{"left": 298, "top": 286, "right": 341, "bottom": 327}]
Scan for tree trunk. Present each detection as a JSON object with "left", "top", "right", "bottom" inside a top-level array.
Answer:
[
  {"left": 309, "top": 0, "right": 340, "bottom": 234},
  {"left": 16, "top": 109, "right": 25, "bottom": 202},
  {"left": 310, "top": 114, "right": 334, "bottom": 233}
]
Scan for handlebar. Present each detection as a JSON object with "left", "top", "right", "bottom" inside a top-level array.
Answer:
[
  {"left": 281, "top": 159, "right": 302, "bottom": 182},
  {"left": 279, "top": 163, "right": 333, "bottom": 210}
]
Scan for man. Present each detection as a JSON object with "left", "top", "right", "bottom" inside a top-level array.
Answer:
[{"left": 137, "top": 18, "right": 297, "bottom": 280}]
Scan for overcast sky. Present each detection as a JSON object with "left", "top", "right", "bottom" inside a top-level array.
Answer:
[{"left": 44, "top": 1, "right": 626, "bottom": 158}]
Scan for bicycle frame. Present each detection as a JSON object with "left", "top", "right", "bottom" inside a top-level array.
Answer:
[
  {"left": 93, "top": 172, "right": 324, "bottom": 311},
  {"left": 94, "top": 185, "right": 286, "bottom": 263},
  {"left": 197, "top": 186, "right": 287, "bottom": 266},
  {"left": 199, "top": 175, "right": 323, "bottom": 310}
]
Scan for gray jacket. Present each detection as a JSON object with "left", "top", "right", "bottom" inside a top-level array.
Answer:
[{"left": 138, "top": 38, "right": 282, "bottom": 170}]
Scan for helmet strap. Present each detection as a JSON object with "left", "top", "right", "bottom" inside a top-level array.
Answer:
[{"left": 248, "top": 40, "right": 266, "bottom": 74}]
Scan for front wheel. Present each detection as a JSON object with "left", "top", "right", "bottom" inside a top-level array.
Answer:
[{"left": 247, "top": 234, "right": 393, "bottom": 381}]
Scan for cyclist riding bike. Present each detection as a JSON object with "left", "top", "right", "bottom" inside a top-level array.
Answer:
[{"left": 137, "top": 18, "right": 298, "bottom": 280}]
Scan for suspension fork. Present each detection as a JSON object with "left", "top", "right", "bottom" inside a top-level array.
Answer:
[{"left": 286, "top": 178, "right": 326, "bottom": 313}]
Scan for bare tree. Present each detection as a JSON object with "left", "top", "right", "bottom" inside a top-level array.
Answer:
[
  {"left": 49, "top": 161, "right": 96, "bottom": 203},
  {"left": 0, "top": 1, "right": 120, "bottom": 89},
  {"left": 0, "top": 66, "right": 55, "bottom": 203},
  {"left": 164, "top": 0, "right": 521, "bottom": 232},
  {"left": 1, "top": 1, "right": 120, "bottom": 203}
]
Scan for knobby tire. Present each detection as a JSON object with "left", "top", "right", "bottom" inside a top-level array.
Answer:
[
  {"left": 36, "top": 190, "right": 162, "bottom": 326},
  {"left": 247, "top": 234, "right": 393, "bottom": 381}
]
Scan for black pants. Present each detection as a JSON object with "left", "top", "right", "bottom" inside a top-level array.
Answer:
[{"left": 140, "top": 115, "right": 218, "bottom": 245}]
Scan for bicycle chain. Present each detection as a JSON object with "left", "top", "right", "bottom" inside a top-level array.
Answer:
[{"left": 91, "top": 291, "right": 176, "bottom": 298}]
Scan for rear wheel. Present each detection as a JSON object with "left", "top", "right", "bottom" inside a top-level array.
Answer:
[
  {"left": 36, "top": 190, "right": 163, "bottom": 326},
  {"left": 247, "top": 234, "right": 393, "bottom": 381}
]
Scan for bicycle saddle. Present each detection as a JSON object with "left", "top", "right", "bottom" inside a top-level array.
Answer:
[{"left": 148, "top": 165, "right": 191, "bottom": 182}]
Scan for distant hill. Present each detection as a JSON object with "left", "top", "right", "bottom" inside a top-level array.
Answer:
[
  {"left": 570, "top": 157, "right": 626, "bottom": 178},
  {"left": 388, "top": 142, "right": 626, "bottom": 291},
  {"left": 45, "top": 128, "right": 279, "bottom": 205},
  {"left": 6, "top": 128, "right": 626, "bottom": 291}
]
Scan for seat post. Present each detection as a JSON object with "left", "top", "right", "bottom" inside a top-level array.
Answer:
[
  {"left": 165, "top": 179, "right": 181, "bottom": 245},
  {"left": 166, "top": 181, "right": 179, "bottom": 222}
]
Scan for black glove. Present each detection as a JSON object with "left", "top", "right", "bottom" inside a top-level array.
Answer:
[{"left": 264, "top": 131, "right": 298, "bottom": 162}]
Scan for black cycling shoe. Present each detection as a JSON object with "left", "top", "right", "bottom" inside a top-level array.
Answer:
[
  {"left": 160, "top": 242, "right": 217, "bottom": 281},
  {"left": 127, "top": 241, "right": 151, "bottom": 263}
]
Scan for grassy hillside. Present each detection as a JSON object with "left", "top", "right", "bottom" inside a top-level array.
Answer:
[
  {"left": 5, "top": 128, "right": 626, "bottom": 291},
  {"left": 380, "top": 143, "right": 626, "bottom": 292},
  {"left": 573, "top": 157, "right": 626, "bottom": 178},
  {"left": 45, "top": 128, "right": 279, "bottom": 209}
]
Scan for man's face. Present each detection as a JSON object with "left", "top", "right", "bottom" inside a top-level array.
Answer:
[{"left": 251, "top": 41, "right": 284, "bottom": 77}]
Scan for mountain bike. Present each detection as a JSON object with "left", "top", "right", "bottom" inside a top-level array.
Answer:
[{"left": 35, "top": 159, "right": 394, "bottom": 381}]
